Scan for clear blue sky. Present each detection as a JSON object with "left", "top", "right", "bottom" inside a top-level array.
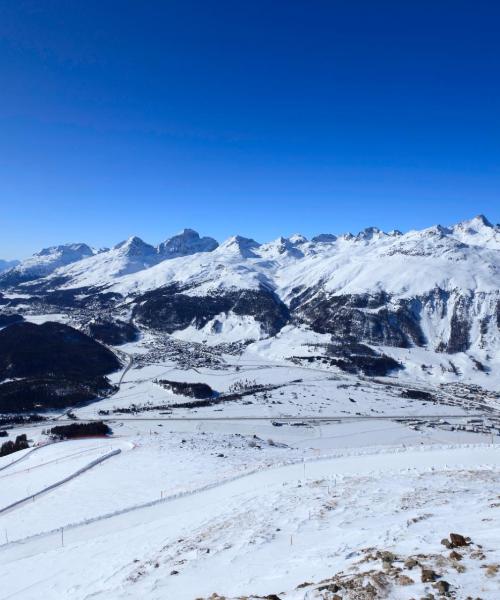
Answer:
[{"left": 1, "top": 1, "right": 499, "bottom": 258}]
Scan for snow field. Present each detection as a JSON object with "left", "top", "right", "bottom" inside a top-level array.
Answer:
[{"left": 0, "top": 444, "right": 498, "bottom": 599}]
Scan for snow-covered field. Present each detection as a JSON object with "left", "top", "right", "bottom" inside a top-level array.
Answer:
[
  {"left": 0, "top": 444, "right": 498, "bottom": 599},
  {"left": 1, "top": 330, "right": 499, "bottom": 599}
]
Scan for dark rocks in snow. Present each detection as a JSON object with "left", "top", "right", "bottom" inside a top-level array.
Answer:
[
  {"left": 35, "top": 243, "right": 94, "bottom": 261},
  {"left": 293, "top": 285, "right": 494, "bottom": 357},
  {"left": 421, "top": 568, "right": 438, "bottom": 582},
  {"left": 293, "top": 291, "right": 426, "bottom": 348},
  {"left": 433, "top": 580, "right": 450, "bottom": 594},
  {"left": 449, "top": 533, "right": 469, "bottom": 547},
  {"left": 317, "top": 583, "right": 341, "bottom": 593},
  {"left": 404, "top": 558, "right": 419, "bottom": 569},
  {"left": 443, "top": 295, "right": 472, "bottom": 353},
  {"left": 271, "top": 237, "right": 306, "bottom": 258},
  {"left": 133, "top": 284, "right": 289, "bottom": 336}
]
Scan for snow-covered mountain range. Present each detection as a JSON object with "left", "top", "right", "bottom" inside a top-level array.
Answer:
[
  {"left": 1, "top": 216, "right": 499, "bottom": 374},
  {"left": 0, "top": 243, "right": 96, "bottom": 285}
]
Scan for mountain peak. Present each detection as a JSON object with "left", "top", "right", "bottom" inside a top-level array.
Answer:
[
  {"left": 34, "top": 243, "right": 94, "bottom": 258},
  {"left": 454, "top": 214, "right": 493, "bottom": 232},
  {"left": 158, "top": 229, "right": 218, "bottom": 257},
  {"left": 219, "top": 235, "right": 261, "bottom": 258},
  {"left": 312, "top": 233, "right": 337, "bottom": 243},
  {"left": 355, "top": 227, "right": 386, "bottom": 241},
  {"left": 114, "top": 236, "right": 156, "bottom": 256},
  {"left": 288, "top": 234, "right": 308, "bottom": 245}
]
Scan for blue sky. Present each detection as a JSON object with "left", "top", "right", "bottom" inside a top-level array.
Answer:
[{"left": 1, "top": 1, "right": 499, "bottom": 258}]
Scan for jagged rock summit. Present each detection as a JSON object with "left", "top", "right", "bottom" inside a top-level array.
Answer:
[{"left": 158, "top": 228, "right": 218, "bottom": 257}]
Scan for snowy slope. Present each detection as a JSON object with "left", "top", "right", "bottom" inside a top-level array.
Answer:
[
  {"left": 52, "top": 236, "right": 160, "bottom": 287},
  {"left": 0, "top": 259, "right": 19, "bottom": 273},
  {"left": 0, "top": 443, "right": 498, "bottom": 600}
]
